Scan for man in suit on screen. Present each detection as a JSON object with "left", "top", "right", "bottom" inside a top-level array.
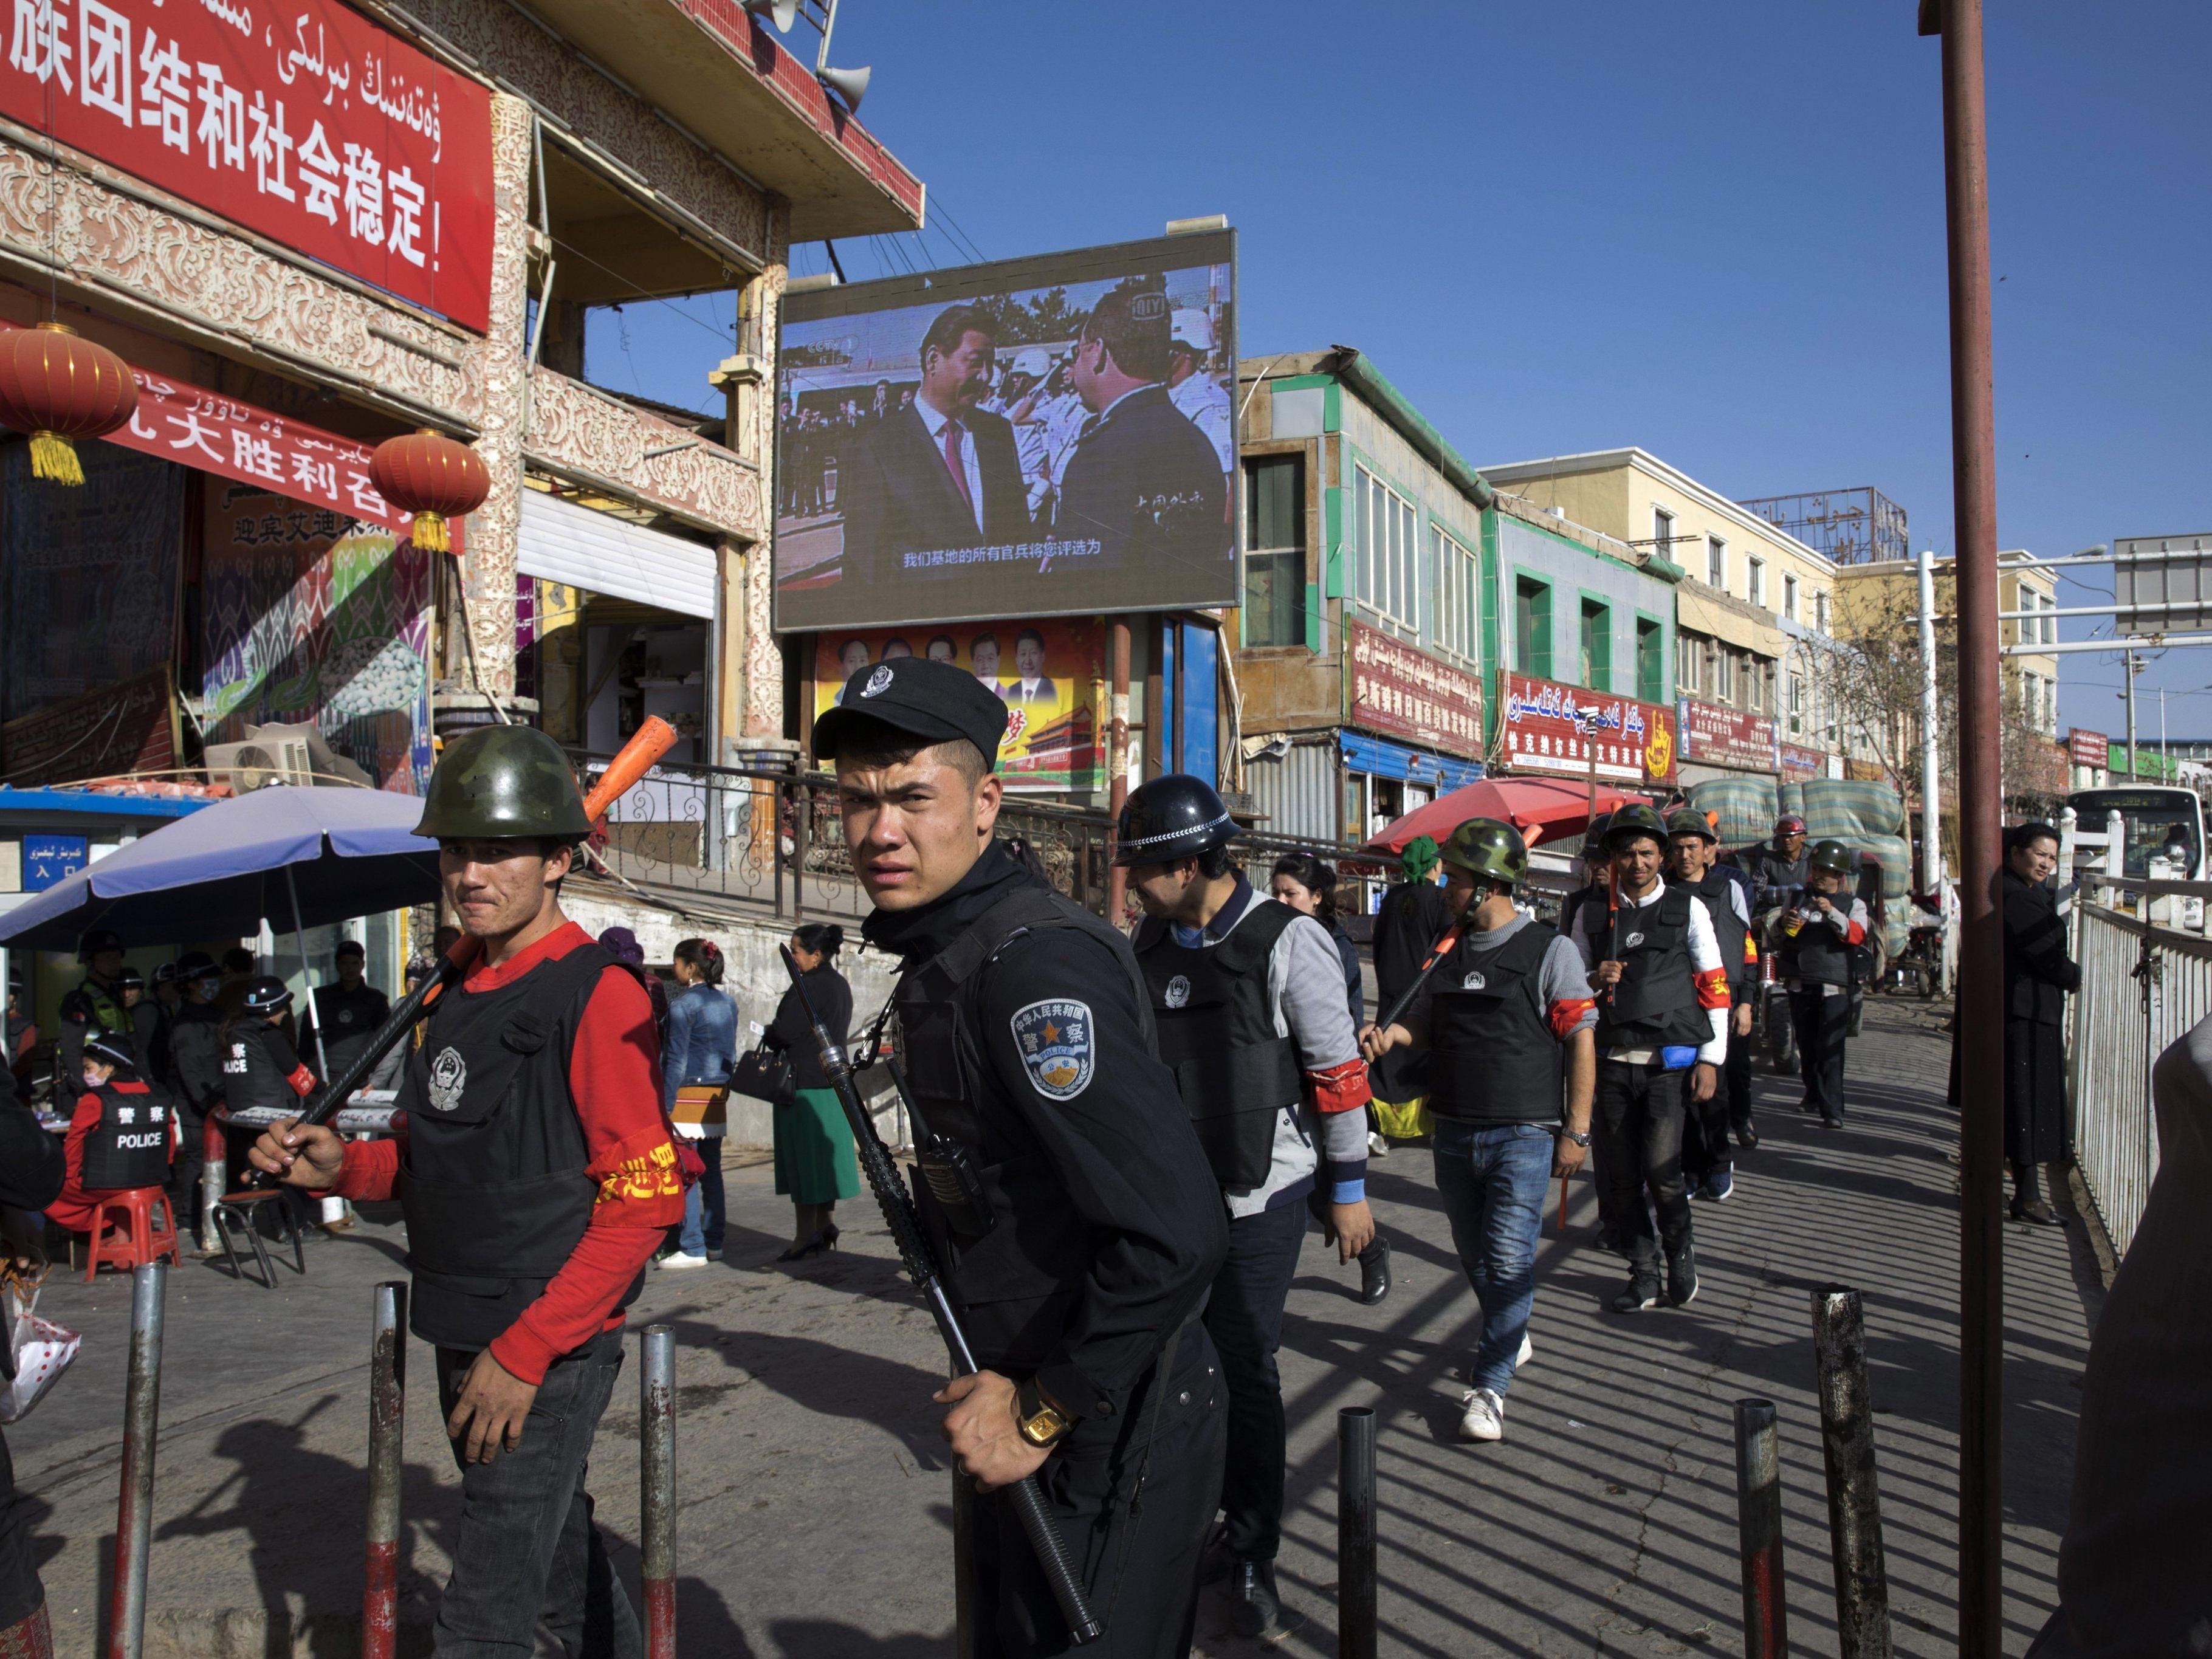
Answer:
[{"left": 839, "top": 304, "right": 1028, "bottom": 592}]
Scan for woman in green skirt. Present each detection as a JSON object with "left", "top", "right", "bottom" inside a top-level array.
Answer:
[{"left": 763, "top": 922, "right": 859, "bottom": 1259}]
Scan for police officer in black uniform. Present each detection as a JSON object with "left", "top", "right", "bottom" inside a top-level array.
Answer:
[
  {"left": 166, "top": 954, "right": 225, "bottom": 1206},
  {"left": 57, "top": 928, "right": 130, "bottom": 1088},
  {"left": 73, "top": 1026, "right": 176, "bottom": 1193},
  {"left": 301, "top": 940, "right": 391, "bottom": 1084},
  {"left": 1774, "top": 839, "right": 1870, "bottom": 1127},
  {"left": 116, "top": 967, "right": 170, "bottom": 1089},
  {"left": 221, "top": 978, "right": 317, "bottom": 1118},
  {"left": 814, "top": 654, "right": 1228, "bottom": 1658}
]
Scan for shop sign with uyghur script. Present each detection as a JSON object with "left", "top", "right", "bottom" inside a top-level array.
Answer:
[
  {"left": 1497, "top": 670, "right": 1677, "bottom": 786},
  {"left": 1677, "top": 695, "right": 1777, "bottom": 773},
  {"left": 2, "top": 0, "right": 493, "bottom": 329},
  {"left": 1347, "top": 622, "right": 1483, "bottom": 761}
]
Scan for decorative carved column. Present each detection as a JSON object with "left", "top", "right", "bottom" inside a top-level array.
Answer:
[
  {"left": 738, "top": 223, "right": 788, "bottom": 741},
  {"left": 456, "top": 92, "right": 534, "bottom": 702}
]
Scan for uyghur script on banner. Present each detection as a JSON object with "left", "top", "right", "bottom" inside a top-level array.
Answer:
[
  {"left": 1, "top": 0, "right": 493, "bottom": 329},
  {"left": 1348, "top": 622, "right": 1483, "bottom": 761},
  {"left": 1497, "top": 669, "right": 1677, "bottom": 786}
]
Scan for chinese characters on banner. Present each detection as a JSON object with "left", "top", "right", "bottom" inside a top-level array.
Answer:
[
  {"left": 1676, "top": 696, "right": 1777, "bottom": 773},
  {"left": 812, "top": 619, "right": 1103, "bottom": 792},
  {"left": 1, "top": 0, "right": 493, "bottom": 329},
  {"left": 2067, "top": 729, "right": 2109, "bottom": 769},
  {"left": 1347, "top": 623, "right": 1483, "bottom": 761},
  {"left": 1497, "top": 670, "right": 1677, "bottom": 787}
]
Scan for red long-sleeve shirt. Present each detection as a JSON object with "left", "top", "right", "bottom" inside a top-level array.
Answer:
[
  {"left": 331, "top": 922, "right": 684, "bottom": 1383},
  {"left": 46, "top": 1081, "right": 177, "bottom": 1232}
]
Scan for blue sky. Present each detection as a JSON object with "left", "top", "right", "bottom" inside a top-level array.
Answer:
[{"left": 591, "top": 2, "right": 2209, "bottom": 738}]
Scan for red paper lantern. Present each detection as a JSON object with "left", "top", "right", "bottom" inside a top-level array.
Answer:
[
  {"left": 0, "top": 322, "right": 139, "bottom": 486},
  {"left": 369, "top": 427, "right": 490, "bottom": 554}
]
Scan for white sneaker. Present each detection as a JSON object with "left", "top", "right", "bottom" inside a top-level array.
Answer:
[
  {"left": 1457, "top": 1387, "right": 1505, "bottom": 1443},
  {"left": 1368, "top": 1132, "right": 1390, "bottom": 1158},
  {"left": 659, "top": 1252, "right": 708, "bottom": 1271}
]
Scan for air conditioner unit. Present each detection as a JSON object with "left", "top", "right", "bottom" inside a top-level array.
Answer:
[{"left": 205, "top": 735, "right": 315, "bottom": 793}]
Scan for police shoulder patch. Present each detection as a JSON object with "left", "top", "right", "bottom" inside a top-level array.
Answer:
[{"left": 1009, "top": 999, "right": 1095, "bottom": 1102}]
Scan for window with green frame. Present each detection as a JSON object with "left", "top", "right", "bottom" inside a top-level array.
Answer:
[
  {"left": 1242, "top": 455, "right": 1304, "bottom": 647},
  {"left": 1636, "top": 619, "right": 1664, "bottom": 703},
  {"left": 1514, "top": 577, "right": 1551, "bottom": 678},
  {"left": 1579, "top": 598, "right": 1612, "bottom": 692}
]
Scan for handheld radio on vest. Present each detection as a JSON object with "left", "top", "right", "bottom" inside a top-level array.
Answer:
[
  {"left": 246, "top": 716, "right": 680, "bottom": 1183},
  {"left": 777, "top": 944, "right": 1103, "bottom": 1646}
]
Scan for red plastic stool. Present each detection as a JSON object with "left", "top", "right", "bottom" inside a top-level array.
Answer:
[{"left": 83, "top": 1187, "right": 184, "bottom": 1281}]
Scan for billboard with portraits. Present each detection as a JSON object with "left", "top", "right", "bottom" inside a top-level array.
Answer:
[{"left": 775, "top": 231, "right": 1237, "bottom": 632}]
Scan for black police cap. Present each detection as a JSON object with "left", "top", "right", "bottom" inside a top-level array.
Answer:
[
  {"left": 1113, "top": 774, "right": 1238, "bottom": 867},
  {"left": 812, "top": 656, "right": 1005, "bottom": 772},
  {"left": 79, "top": 928, "right": 122, "bottom": 960},
  {"left": 175, "top": 951, "right": 216, "bottom": 978},
  {"left": 82, "top": 1026, "right": 138, "bottom": 1071},
  {"left": 242, "top": 975, "right": 294, "bottom": 1014}
]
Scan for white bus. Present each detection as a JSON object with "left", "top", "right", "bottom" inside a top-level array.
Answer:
[{"left": 2066, "top": 785, "right": 2208, "bottom": 882}]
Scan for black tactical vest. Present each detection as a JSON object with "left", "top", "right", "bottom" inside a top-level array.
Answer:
[
  {"left": 169, "top": 1005, "right": 225, "bottom": 1109},
  {"left": 220, "top": 1021, "right": 300, "bottom": 1115},
  {"left": 1426, "top": 923, "right": 1563, "bottom": 1124},
  {"left": 312, "top": 984, "right": 389, "bottom": 1083},
  {"left": 1778, "top": 905, "right": 1853, "bottom": 986},
  {"left": 1578, "top": 887, "right": 1709, "bottom": 1051},
  {"left": 895, "top": 882, "right": 1155, "bottom": 1374},
  {"left": 1132, "top": 899, "right": 1302, "bottom": 1189},
  {"left": 1682, "top": 869, "right": 1752, "bottom": 998},
  {"left": 397, "top": 941, "right": 645, "bottom": 1352},
  {"left": 80, "top": 1080, "right": 173, "bottom": 1189}
]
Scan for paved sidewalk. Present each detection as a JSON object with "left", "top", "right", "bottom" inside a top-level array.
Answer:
[{"left": 8, "top": 996, "right": 2095, "bottom": 1657}]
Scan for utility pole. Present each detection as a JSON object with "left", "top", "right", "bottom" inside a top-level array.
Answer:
[
  {"left": 1925, "top": 0, "right": 2004, "bottom": 1649},
  {"left": 1917, "top": 549, "right": 1945, "bottom": 890},
  {"left": 2124, "top": 650, "right": 2142, "bottom": 781}
]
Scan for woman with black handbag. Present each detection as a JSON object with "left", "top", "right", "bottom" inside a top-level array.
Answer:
[{"left": 761, "top": 924, "right": 857, "bottom": 1260}]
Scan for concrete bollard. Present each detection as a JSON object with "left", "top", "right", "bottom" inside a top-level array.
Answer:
[
  {"left": 107, "top": 1262, "right": 167, "bottom": 1659},
  {"left": 1811, "top": 1287, "right": 1892, "bottom": 1659},
  {"left": 641, "top": 1325, "right": 676, "bottom": 1659},
  {"left": 363, "top": 1283, "right": 407, "bottom": 1659},
  {"left": 1733, "top": 1398, "right": 1791, "bottom": 1658},
  {"left": 1337, "top": 1406, "right": 1376, "bottom": 1659}
]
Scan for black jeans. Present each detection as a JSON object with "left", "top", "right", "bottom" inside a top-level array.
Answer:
[
  {"left": 974, "top": 1324, "right": 1224, "bottom": 1658},
  {"left": 1593, "top": 1060, "right": 1692, "bottom": 1277},
  {"left": 1682, "top": 1019, "right": 1748, "bottom": 1181},
  {"left": 433, "top": 1329, "right": 639, "bottom": 1658},
  {"left": 1200, "top": 1197, "right": 1307, "bottom": 1564},
  {"left": 1791, "top": 987, "right": 1852, "bottom": 1122}
]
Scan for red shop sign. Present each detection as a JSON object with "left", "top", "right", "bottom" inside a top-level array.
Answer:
[
  {"left": 1348, "top": 622, "right": 1483, "bottom": 761},
  {"left": 2067, "top": 729, "right": 2109, "bottom": 768},
  {"left": 1777, "top": 741, "right": 1829, "bottom": 781},
  {"left": 1497, "top": 670, "right": 1676, "bottom": 786},
  {"left": 1677, "top": 695, "right": 1776, "bottom": 772},
  {"left": 2, "top": 0, "right": 493, "bottom": 330}
]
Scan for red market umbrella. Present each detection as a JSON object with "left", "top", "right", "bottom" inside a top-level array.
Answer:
[{"left": 1362, "top": 775, "right": 1637, "bottom": 856}]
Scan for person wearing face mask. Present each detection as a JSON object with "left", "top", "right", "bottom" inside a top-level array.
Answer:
[
  {"left": 163, "top": 955, "right": 225, "bottom": 1208},
  {"left": 43, "top": 1025, "right": 177, "bottom": 1239},
  {"left": 813, "top": 654, "right": 1227, "bottom": 1659}
]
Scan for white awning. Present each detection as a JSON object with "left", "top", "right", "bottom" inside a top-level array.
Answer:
[{"left": 517, "top": 489, "right": 717, "bottom": 619}]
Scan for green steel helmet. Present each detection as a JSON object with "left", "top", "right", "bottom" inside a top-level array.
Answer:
[
  {"left": 1808, "top": 837, "right": 1854, "bottom": 877},
  {"left": 1603, "top": 802, "right": 1670, "bottom": 851},
  {"left": 1439, "top": 817, "right": 1528, "bottom": 890},
  {"left": 1579, "top": 812, "right": 1613, "bottom": 860},
  {"left": 414, "top": 725, "right": 592, "bottom": 842},
  {"left": 1665, "top": 808, "right": 1717, "bottom": 843}
]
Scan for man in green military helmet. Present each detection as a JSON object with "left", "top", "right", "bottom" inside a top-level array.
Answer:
[
  {"left": 1775, "top": 838, "right": 1870, "bottom": 1127},
  {"left": 1361, "top": 819, "right": 1596, "bottom": 1443},
  {"left": 252, "top": 724, "right": 685, "bottom": 1658}
]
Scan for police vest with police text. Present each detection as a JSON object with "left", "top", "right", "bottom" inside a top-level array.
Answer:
[
  {"left": 396, "top": 941, "right": 644, "bottom": 1352},
  {"left": 221, "top": 1021, "right": 300, "bottom": 1115},
  {"left": 80, "top": 1080, "right": 173, "bottom": 1190},
  {"left": 895, "top": 882, "right": 1155, "bottom": 1374},
  {"left": 1425, "top": 923, "right": 1563, "bottom": 1124},
  {"left": 1578, "top": 887, "right": 1709, "bottom": 1051},
  {"left": 1132, "top": 898, "right": 1303, "bottom": 1190}
]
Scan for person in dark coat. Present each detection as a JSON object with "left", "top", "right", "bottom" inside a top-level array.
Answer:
[
  {"left": 2003, "top": 820, "right": 2078, "bottom": 1223},
  {"left": 1369, "top": 837, "right": 1452, "bottom": 1124},
  {"left": 1054, "top": 284, "right": 1230, "bottom": 571},
  {"left": 0, "top": 1053, "right": 64, "bottom": 1657},
  {"left": 761, "top": 922, "right": 858, "bottom": 1260}
]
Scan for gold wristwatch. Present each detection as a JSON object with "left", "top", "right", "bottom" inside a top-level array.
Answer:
[{"left": 1014, "top": 1378, "right": 1073, "bottom": 1448}]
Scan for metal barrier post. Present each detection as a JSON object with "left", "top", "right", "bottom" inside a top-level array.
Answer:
[
  {"left": 363, "top": 1282, "right": 407, "bottom": 1659},
  {"left": 1337, "top": 1406, "right": 1376, "bottom": 1659},
  {"left": 1811, "top": 1288, "right": 1892, "bottom": 1659},
  {"left": 641, "top": 1325, "right": 676, "bottom": 1659},
  {"left": 107, "top": 1262, "right": 167, "bottom": 1659},
  {"left": 198, "top": 1111, "right": 225, "bottom": 1255},
  {"left": 1733, "top": 1398, "right": 1790, "bottom": 1658}
]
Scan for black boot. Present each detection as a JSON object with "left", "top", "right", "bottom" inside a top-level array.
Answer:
[
  {"left": 1357, "top": 1234, "right": 1392, "bottom": 1305},
  {"left": 1231, "top": 1559, "right": 1282, "bottom": 1638}
]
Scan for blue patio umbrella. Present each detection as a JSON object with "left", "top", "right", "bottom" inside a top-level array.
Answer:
[{"left": 0, "top": 785, "right": 440, "bottom": 953}]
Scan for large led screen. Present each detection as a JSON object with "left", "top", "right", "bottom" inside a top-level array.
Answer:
[{"left": 774, "top": 230, "right": 1237, "bottom": 632}]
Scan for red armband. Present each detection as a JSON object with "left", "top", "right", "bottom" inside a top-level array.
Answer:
[
  {"left": 1694, "top": 966, "right": 1733, "bottom": 1011},
  {"left": 1307, "top": 1057, "right": 1373, "bottom": 1114},
  {"left": 1844, "top": 920, "right": 1866, "bottom": 946},
  {"left": 286, "top": 1064, "right": 317, "bottom": 1098},
  {"left": 1549, "top": 997, "right": 1595, "bottom": 1040}
]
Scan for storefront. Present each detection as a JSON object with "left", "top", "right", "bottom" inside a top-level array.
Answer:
[{"left": 1495, "top": 670, "right": 1678, "bottom": 796}]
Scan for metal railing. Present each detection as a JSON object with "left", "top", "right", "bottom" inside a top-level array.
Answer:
[{"left": 567, "top": 749, "right": 1396, "bottom": 924}]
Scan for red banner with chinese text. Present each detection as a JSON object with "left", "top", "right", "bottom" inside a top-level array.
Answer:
[
  {"left": 1497, "top": 670, "right": 1677, "bottom": 787},
  {"left": 2, "top": 0, "right": 492, "bottom": 329},
  {"left": 1347, "top": 622, "right": 1483, "bottom": 761},
  {"left": 1677, "top": 695, "right": 1776, "bottom": 773}
]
